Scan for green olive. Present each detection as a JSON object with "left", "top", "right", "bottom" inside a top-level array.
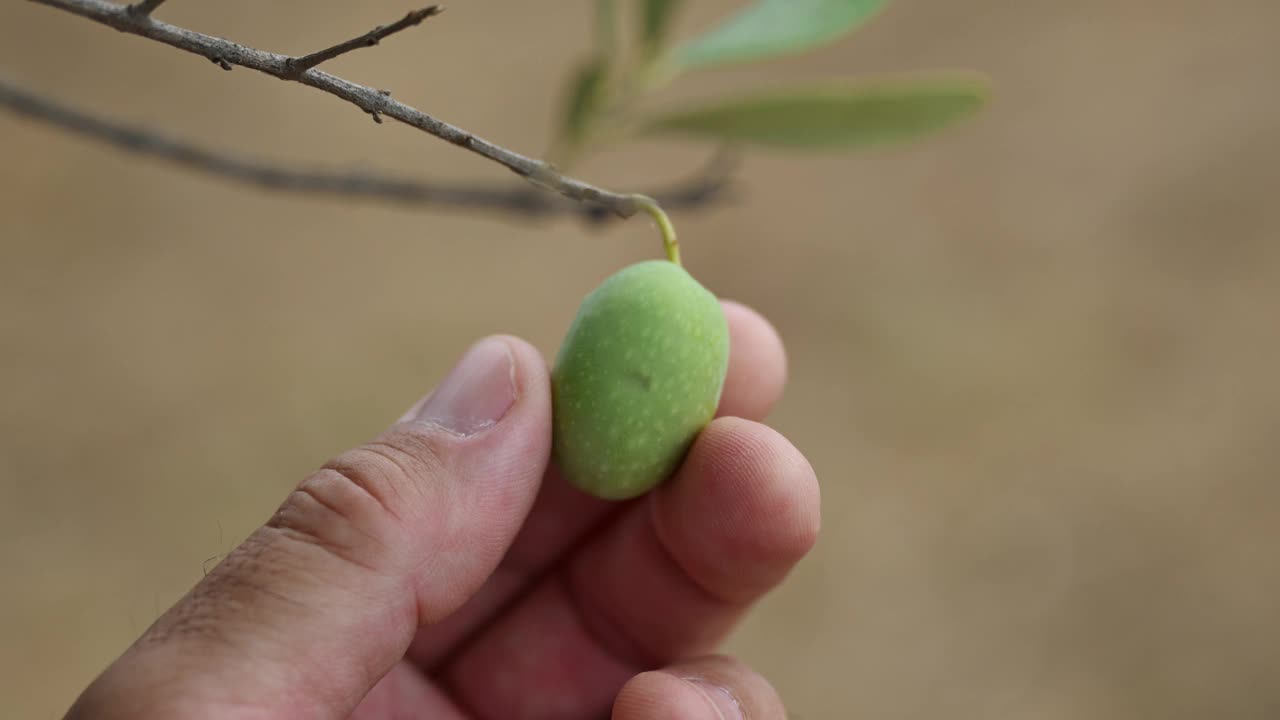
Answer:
[{"left": 551, "top": 260, "right": 730, "bottom": 500}]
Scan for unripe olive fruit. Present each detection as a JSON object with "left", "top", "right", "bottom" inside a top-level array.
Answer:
[{"left": 551, "top": 260, "right": 730, "bottom": 500}]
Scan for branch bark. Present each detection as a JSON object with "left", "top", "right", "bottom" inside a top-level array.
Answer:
[
  {"left": 0, "top": 76, "right": 734, "bottom": 220},
  {"left": 26, "top": 0, "right": 665, "bottom": 218}
]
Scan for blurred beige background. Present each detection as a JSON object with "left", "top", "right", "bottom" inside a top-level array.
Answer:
[{"left": 3, "top": 1, "right": 1279, "bottom": 717}]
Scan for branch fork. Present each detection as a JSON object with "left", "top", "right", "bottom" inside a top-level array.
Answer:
[{"left": 282, "top": 6, "right": 443, "bottom": 79}]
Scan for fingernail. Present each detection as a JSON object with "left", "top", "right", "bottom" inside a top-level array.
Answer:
[
  {"left": 684, "top": 678, "right": 743, "bottom": 720},
  {"left": 414, "top": 337, "right": 516, "bottom": 435}
]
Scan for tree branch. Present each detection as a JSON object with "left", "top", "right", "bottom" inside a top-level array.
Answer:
[
  {"left": 283, "top": 6, "right": 444, "bottom": 79},
  {"left": 0, "top": 76, "right": 735, "bottom": 220},
  {"left": 125, "top": 0, "right": 164, "bottom": 17},
  {"left": 26, "top": 0, "right": 660, "bottom": 218}
]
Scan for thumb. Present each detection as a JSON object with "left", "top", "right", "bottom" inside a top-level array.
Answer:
[{"left": 67, "top": 336, "right": 551, "bottom": 720}]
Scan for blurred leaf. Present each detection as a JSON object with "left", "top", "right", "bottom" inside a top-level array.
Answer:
[
  {"left": 596, "top": 0, "right": 619, "bottom": 54},
  {"left": 557, "top": 58, "right": 611, "bottom": 146},
  {"left": 676, "top": 0, "right": 889, "bottom": 69},
  {"left": 640, "top": 0, "right": 683, "bottom": 51},
  {"left": 640, "top": 76, "right": 989, "bottom": 149}
]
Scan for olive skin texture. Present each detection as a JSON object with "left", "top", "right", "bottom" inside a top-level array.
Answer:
[{"left": 551, "top": 260, "right": 730, "bottom": 500}]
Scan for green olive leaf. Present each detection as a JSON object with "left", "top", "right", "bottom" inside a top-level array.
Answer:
[
  {"left": 640, "top": 75, "right": 990, "bottom": 149},
  {"left": 557, "top": 57, "right": 611, "bottom": 146},
  {"left": 675, "top": 0, "right": 890, "bottom": 69},
  {"left": 640, "top": 0, "right": 683, "bottom": 52},
  {"left": 596, "top": 0, "right": 619, "bottom": 54}
]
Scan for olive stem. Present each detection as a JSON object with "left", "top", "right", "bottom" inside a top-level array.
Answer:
[{"left": 629, "top": 195, "right": 680, "bottom": 265}]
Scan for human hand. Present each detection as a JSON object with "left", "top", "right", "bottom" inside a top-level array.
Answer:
[{"left": 65, "top": 301, "right": 820, "bottom": 720}]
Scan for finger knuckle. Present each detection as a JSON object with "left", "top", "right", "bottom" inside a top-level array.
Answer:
[
  {"left": 265, "top": 429, "right": 448, "bottom": 572},
  {"left": 325, "top": 428, "right": 449, "bottom": 522},
  {"left": 267, "top": 472, "right": 389, "bottom": 573}
]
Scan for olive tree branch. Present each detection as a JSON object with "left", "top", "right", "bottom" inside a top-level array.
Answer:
[
  {"left": 124, "top": 0, "right": 163, "bottom": 17},
  {"left": 282, "top": 6, "right": 444, "bottom": 79},
  {"left": 0, "top": 75, "right": 735, "bottom": 219},
  {"left": 26, "top": 0, "right": 670, "bottom": 219}
]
